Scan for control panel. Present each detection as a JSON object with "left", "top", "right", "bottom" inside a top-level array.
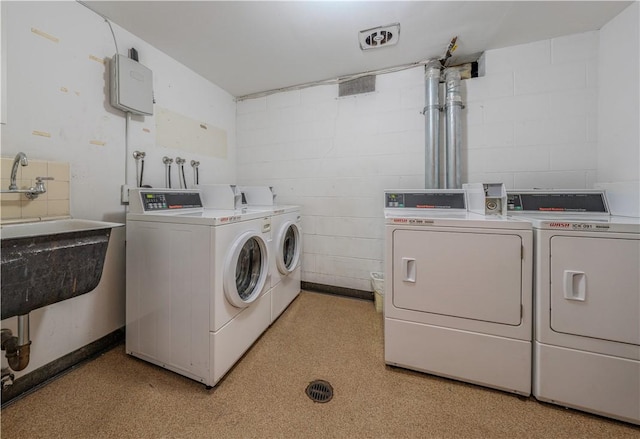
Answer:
[
  {"left": 129, "top": 189, "right": 204, "bottom": 214},
  {"left": 507, "top": 191, "right": 609, "bottom": 213},
  {"left": 385, "top": 190, "right": 466, "bottom": 209}
]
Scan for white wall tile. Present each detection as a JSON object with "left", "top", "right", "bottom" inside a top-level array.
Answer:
[
  {"left": 237, "top": 97, "right": 267, "bottom": 115},
  {"left": 514, "top": 171, "right": 591, "bottom": 189},
  {"left": 549, "top": 142, "right": 597, "bottom": 171},
  {"left": 266, "top": 90, "right": 300, "bottom": 109},
  {"left": 514, "top": 62, "right": 586, "bottom": 95},
  {"left": 597, "top": 2, "right": 639, "bottom": 184},
  {"left": 551, "top": 31, "right": 598, "bottom": 64},
  {"left": 483, "top": 40, "right": 551, "bottom": 74},
  {"left": 301, "top": 84, "right": 337, "bottom": 103},
  {"left": 464, "top": 72, "right": 514, "bottom": 102}
]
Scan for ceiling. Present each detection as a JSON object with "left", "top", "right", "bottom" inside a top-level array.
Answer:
[{"left": 82, "top": 1, "right": 632, "bottom": 98}]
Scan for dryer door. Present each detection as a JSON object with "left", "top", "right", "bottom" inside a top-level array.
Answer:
[
  {"left": 276, "top": 221, "right": 301, "bottom": 275},
  {"left": 392, "top": 229, "right": 523, "bottom": 325},
  {"left": 224, "top": 231, "right": 269, "bottom": 308},
  {"left": 550, "top": 235, "right": 640, "bottom": 345}
]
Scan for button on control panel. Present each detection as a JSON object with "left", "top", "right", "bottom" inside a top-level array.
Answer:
[{"left": 142, "top": 193, "right": 168, "bottom": 211}]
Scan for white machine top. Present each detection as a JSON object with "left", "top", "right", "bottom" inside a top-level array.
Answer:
[
  {"left": 506, "top": 190, "right": 640, "bottom": 233},
  {"left": 127, "top": 189, "right": 270, "bottom": 225},
  {"left": 384, "top": 189, "right": 531, "bottom": 230}
]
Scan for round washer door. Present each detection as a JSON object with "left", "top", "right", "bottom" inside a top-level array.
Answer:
[
  {"left": 224, "top": 231, "right": 269, "bottom": 308},
  {"left": 276, "top": 221, "right": 301, "bottom": 275}
]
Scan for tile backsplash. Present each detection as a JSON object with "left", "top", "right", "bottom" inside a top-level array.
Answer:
[{"left": 0, "top": 157, "right": 70, "bottom": 222}]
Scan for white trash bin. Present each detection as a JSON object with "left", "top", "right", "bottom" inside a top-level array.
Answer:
[{"left": 370, "top": 272, "right": 384, "bottom": 313}]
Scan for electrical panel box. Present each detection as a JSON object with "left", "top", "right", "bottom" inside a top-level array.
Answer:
[{"left": 110, "top": 54, "right": 153, "bottom": 115}]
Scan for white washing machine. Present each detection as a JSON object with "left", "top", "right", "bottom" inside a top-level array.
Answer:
[
  {"left": 126, "top": 189, "right": 272, "bottom": 387},
  {"left": 508, "top": 190, "right": 640, "bottom": 425},
  {"left": 240, "top": 186, "right": 302, "bottom": 322},
  {"left": 384, "top": 189, "right": 533, "bottom": 396}
]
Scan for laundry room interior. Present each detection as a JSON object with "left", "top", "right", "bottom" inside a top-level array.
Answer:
[{"left": 1, "top": 1, "right": 639, "bottom": 437}]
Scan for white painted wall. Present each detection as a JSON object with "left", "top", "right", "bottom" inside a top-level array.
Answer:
[
  {"left": 465, "top": 32, "right": 599, "bottom": 189},
  {"left": 237, "top": 69, "right": 425, "bottom": 291},
  {"left": 1, "top": 2, "right": 236, "bottom": 378},
  {"left": 237, "top": 25, "right": 630, "bottom": 292},
  {"left": 596, "top": 2, "right": 639, "bottom": 216}
]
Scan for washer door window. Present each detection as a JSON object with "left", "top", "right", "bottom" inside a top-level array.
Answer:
[
  {"left": 224, "top": 231, "right": 269, "bottom": 308},
  {"left": 277, "top": 221, "right": 301, "bottom": 275}
]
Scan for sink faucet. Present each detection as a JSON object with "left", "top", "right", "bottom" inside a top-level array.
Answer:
[{"left": 9, "top": 152, "right": 28, "bottom": 190}]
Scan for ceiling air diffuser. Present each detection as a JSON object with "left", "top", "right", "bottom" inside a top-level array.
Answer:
[{"left": 359, "top": 23, "right": 400, "bottom": 50}]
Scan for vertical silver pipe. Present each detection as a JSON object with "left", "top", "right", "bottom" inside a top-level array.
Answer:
[
  {"left": 444, "top": 68, "right": 463, "bottom": 189},
  {"left": 17, "top": 314, "right": 29, "bottom": 346},
  {"left": 424, "top": 62, "right": 441, "bottom": 189}
]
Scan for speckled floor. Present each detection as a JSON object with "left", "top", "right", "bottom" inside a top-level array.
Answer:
[{"left": 2, "top": 291, "right": 639, "bottom": 438}]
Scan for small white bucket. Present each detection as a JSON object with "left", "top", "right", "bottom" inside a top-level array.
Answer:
[{"left": 370, "top": 272, "right": 384, "bottom": 313}]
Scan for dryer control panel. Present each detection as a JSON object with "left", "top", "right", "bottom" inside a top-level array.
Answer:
[
  {"left": 507, "top": 191, "right": 609, "bottom": 213},
  {"left": 385, "top": 190, "right": 466, "bottom": 210}
]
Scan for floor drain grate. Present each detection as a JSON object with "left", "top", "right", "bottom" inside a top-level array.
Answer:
[{"left": 305, "top": 380, "right": 333, "bottom": 403}]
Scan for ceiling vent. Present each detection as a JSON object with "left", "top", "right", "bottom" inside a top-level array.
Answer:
[{"left": 359, "top": 23, "right": 400, "bottom": 50}]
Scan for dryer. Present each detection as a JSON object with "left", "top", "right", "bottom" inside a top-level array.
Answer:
[
  {"left": 384, "top": 189, "right": 533, "bottom": 396},
  {"left": 126, "top": 189, "right": 272, "bottom": 387},
  {"left": 508, "top": 190, "right": 640, "bottom": 425},
  {"left": 240, "top": 186, "right": 302, "bottom": 322}
]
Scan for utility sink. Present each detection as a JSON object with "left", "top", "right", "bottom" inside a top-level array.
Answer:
[{"left": 1, "top": 219, "right": 123, "bottom": 320}]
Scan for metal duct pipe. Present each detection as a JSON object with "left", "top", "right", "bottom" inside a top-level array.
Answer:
[
  {"left": 444, "top": 68, "right": 463, "bottom": 189},
  {"left": 424, "top": 61, "right": 441, "bottom": 189}
]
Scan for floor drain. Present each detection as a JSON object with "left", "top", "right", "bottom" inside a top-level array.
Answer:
[{"left": 305, "top": 380, "right": 333, "bottom": 403}]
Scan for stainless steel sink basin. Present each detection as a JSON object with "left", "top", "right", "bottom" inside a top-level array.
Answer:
[{"left": 1, "top": 219, "right": 123, "bottom": 320}]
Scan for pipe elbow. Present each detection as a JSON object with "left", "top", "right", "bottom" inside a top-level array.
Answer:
[
  {"left": 1, "top": 329, "right": 31, "bottom": 372},
  {"left": 6, "top": 340, "right": 31, "bottom": 371}
]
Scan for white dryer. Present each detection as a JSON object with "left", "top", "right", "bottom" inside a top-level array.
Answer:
[
  {"left": 240, "top": 186, "right": 302, "bottom": 322},
  {"left": 126, "top": 189, "right": 272, "bottom": 387},
  {"left": 508, "top": 190, "right": 640, "bottom": 425},
  {"left": 384, "top": 189, "right": 533, "bottom": 396}
]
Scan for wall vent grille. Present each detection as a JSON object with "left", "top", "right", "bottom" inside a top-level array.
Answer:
[{"left": 339, "top": 75, "right": 376, "bottom": 97}]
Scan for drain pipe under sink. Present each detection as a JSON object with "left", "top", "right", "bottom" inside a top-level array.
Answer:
[{"left": 1, "top": 314, "right": 32, "bottom": 388}]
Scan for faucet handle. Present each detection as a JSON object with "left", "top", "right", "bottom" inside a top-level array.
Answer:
[{"left": 34, "top": 176, "right": 54, "bottom": 192}]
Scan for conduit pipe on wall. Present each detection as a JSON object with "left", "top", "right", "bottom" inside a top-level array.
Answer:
[
  {"left": 424, "top": 61, "right": 442, "bottom": 189},
  {"left": 444, "top": 68, "right": 463, "bottom": 189}
]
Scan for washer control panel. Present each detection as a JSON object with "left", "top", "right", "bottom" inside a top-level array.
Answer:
[{"left": 129, "top": 189, "right": 204, "bottom": 214}]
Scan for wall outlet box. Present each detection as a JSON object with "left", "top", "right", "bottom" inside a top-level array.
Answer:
[
  {"left": 110, "top": 54, "right": 153, "bottom": 116},
  {"left": 121, "top": 184, "right": 131, "bottom": 204}
]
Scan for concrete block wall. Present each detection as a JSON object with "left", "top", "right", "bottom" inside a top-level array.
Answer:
[
  {"left": 464, "top": 31, "right": 599, "bottom": 189},
  {"left": 238, "top": 69, "right": 426, "bottom": 291},
  {"left": 237, "top": 31, "right": 610, "bottom": 293}
]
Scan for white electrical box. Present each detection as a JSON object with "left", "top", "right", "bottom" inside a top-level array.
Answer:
[
  {"left": 463, "top": 182, "right": 507, "bottom": 215},
  {"left": 110, "top": 54, "right": 153, "bottom": 115}
]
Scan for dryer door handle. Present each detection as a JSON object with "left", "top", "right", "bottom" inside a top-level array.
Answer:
[
  {"left": 563, "top": 270, "right": 586, "bottom": 301},
  {"left": 402, "top": 257, "right": 416, "bottom": 283}
]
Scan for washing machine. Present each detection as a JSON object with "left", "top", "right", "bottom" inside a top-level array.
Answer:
[
  {"left": 507, "top": 190, "right": 640, "bottom": 425},
  {"left": 384, "top": 189, "right": 533, "bottom": 396},
  {"left": 240, "top": 186, "right": 302, "bottom": 322},
  {"left": 126, "top": 188, "right": 272, "bottom": 387}
]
